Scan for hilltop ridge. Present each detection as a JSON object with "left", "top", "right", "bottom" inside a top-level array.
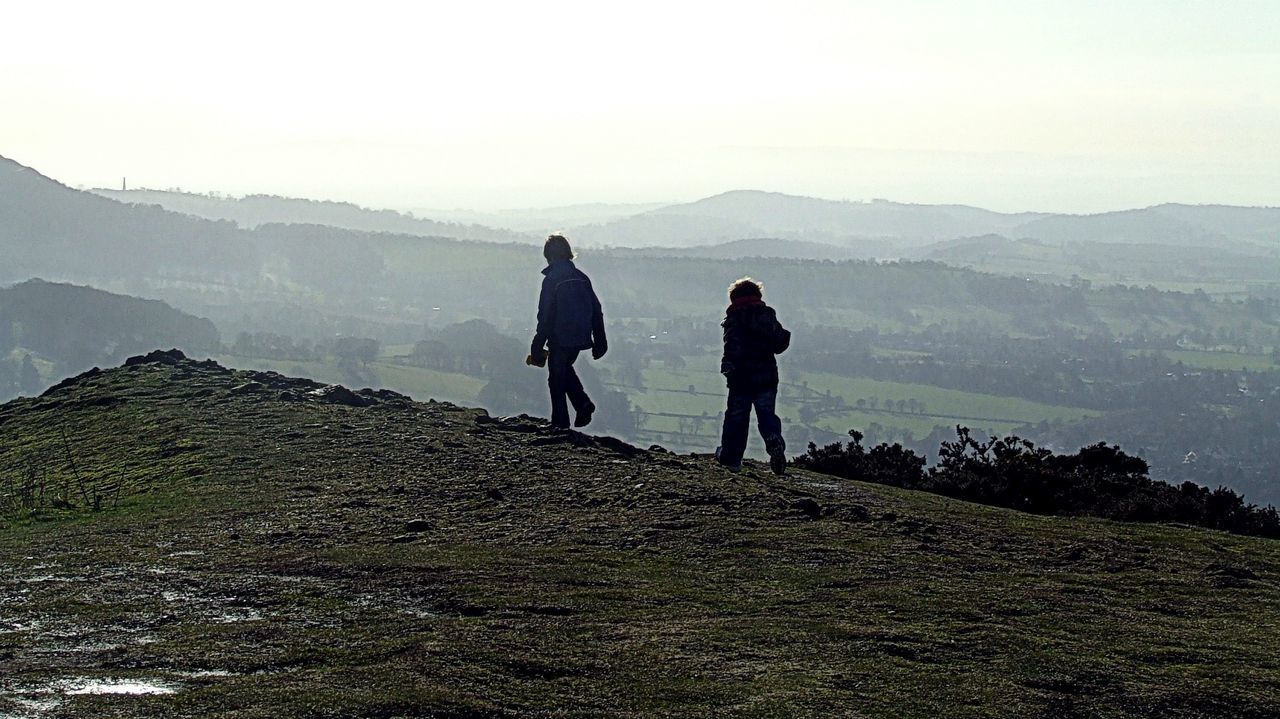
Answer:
[
  {"left": 1, "top": 351, "right": 1279, "bottom": 717},
  {"left": 567, "top": 188, "right": 1280, "bottom": 251},
  {"left": 90, "top": 187, "right": 534, "bottom": 244}
]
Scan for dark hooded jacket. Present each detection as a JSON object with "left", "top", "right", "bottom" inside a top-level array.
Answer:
[
  {"left": 532, "top": 259, "right": 606, "bottom": 353},
  {"left": 721, "top": 297, "right": 791, "bottom": 391}
]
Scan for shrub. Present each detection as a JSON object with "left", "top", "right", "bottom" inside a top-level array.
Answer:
[{"left": 796, "top": 426, "right": 1280, "bottom": 539}]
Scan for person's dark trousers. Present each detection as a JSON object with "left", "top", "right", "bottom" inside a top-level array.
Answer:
[
  {"left": 717, "top": 385, "right": 782, "bottom": 467},
  {"left": 547, "top": 347, "right": 591, "bottom": 429}
]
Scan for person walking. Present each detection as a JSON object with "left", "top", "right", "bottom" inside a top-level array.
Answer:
[
  {"left": 528, "top": 234, "right": 607, "bottom": 429},
  {"left": 715, "top": 277, "right": 791, "bottom": 474}
]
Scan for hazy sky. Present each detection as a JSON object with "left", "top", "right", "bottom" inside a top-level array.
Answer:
[{"left": 4, "top": 1, "right": 1278, "bottom": 212}]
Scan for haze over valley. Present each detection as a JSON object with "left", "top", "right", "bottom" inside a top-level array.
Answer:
[{"left": 4, "top": 154, "right": 1278, "bottom": 508}]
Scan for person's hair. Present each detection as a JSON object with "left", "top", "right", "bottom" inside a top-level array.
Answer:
[
  {"left": 728, "top": 277, "right": 763, "bottom": 300},
  {"left": 544, "top": 234, "right": 575, "bottom": 262}
]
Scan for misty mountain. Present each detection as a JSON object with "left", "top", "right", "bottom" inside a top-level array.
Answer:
[
  {"left": 658, "top": 191, "right": 1043, "bottom": 237},
  {"left": 415, "top": 201, "right": 673, "bottom": 234},
  {"left": 66, "top": 167, "right": 1280, "bottom": 264},
  {"left": 2, "top": 155, "right": 1269, "bottom": 340},
  {"left": 6, "top": 156, "right": 1280, "bottom": 504},
  {"left": 917, "top": 234, "right": 1280, "bottom": 286},
  {"left": 609, "top": 237, "right": 865, "bottom": 262},
  {"left": 0, "top": 156, "right": 257, "bottom": 282},
  {"left": 93, "top": 188, "right": 534, "bottom": 244},
  {"left": 569, "top": 209, "right": 774, "bottom": 249},
  {"left": 566, "top": 190, "right": 1280, "bottom": 257},
  {"left": 570, "top": 191, "right": 1051, "bottom": 250},
  {"left": 1009, "top": 207, "right": 1228, "bottom": 248},
  {"left": 1146, "top": 203, "right": 1280, "bottom": 244},
  {"left": 0, "top": 155, "right": 537, "bottom": 339},
  {"left": 916, "top": 234, "right": 1022, "bottom": 260}
]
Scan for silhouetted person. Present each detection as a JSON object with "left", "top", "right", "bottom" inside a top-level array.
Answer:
[
  {"left": 529, "top": 235, "right": 607, "bottom": 429},
  {"left": 715, "top": 278, "right": 790, "bottom": 474}
]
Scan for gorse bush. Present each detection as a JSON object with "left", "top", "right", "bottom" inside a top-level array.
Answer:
[
  {"left": 795, "top": 429, "right": 927, "bottom": 488},
  {"left": 795, "top": 426, "right": 1280, "bottom": 539}
]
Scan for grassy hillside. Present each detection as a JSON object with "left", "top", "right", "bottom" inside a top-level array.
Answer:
[{"left": 1, "top": 352, "right": 1277, "bottom": 717}]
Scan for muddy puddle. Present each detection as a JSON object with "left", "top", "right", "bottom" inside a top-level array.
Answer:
[
  {"left": 1, "top": 678, "right": 179, "bottom": 718},
  {"left": 64, "top": 679, "right": 177, "bottom": 695}
]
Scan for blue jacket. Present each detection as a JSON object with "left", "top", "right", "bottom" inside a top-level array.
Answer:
[
  {"left": 721, "top": 299, "right": 790, "bottom": 391},
  {"left": 532, "top": 260, "right": 605, "bottom": 353}
]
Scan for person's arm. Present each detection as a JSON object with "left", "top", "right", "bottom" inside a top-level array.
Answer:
[
  {"left": 772, "top": 314, "right": 792, "bottom": 355},
  {"left": 531, "top": 276, "right": 555, "bottom": 356},
  {"left": 590, "top": 281, "right": 608, "bottom": 359},
  {"left": 721, "top": 316, "right": 743, "bottom": 376}
]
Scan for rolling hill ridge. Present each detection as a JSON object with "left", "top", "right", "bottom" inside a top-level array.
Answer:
[{"left": 568, "top": 190, "right": 1280, "bottom": 252}]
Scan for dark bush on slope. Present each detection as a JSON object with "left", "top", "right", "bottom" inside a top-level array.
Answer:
[
  {"left": 793, "top": 429, "right": 928, "bottom": 487},
  {"left": 795, "top": 427, "right": 1280, "bottom": 538}
]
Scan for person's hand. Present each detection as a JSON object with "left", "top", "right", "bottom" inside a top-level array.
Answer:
[
  {"left": 591, "top": 340, "right": 608, "bottom": 360},
  {"left": 526, "top": 349, "right": 547, "bottom": 367},
  {"left": 720, "top": 360, "right": 734, "bottom": 376}
]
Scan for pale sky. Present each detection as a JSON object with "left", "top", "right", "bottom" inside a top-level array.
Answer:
[{"left": 3, "top": 1, "right": 1278, "bottom": 212}]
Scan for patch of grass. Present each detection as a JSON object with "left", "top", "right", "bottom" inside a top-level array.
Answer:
[
  {"left": 637, "top": 366, "right": 1098, "bottom": 431},
  {"left": 366, "top": 361, "right": 485, "bottom": 404}
]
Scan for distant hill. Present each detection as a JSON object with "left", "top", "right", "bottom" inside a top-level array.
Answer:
[
  {"left": 1009, "top": 207, "right": 1229, "bottom": 248},
  {"left": 917, "top": 234, "right": 1280, "bottom": 286},
  {"left": 917, "top": 234, "right": 1025, "bottom": 261},
  {"left": 1144, "top": 203, "right": 1280, "bottom": 245},
  {"left": 567, "top": 190, "right": 1280, "bottom": 255},
  {"left": 3, "top": 155, "right": 1270, "bottom": 341},
  {"left": 570, "top": 207, "right": 766, "bottom": 248},
  {"left": 656, "top": 191, "right": 1043, "bottom": 237},
  {"left": 0, "top": 279, "right": 218, "bottom": 397},
  {"left": 570, "top": 191, "right": 1051, "bottom": 250},
  {"left": 610, "top": 237, "right": 865, "bottom": 261},
  {"left": 0, "top": 351, "right": 1277, "bottom": 717},
  {"left": 0, "top": 157, "right": 533, "bottom": 332},
  {"left": 0, "top": 155, "right": 257, "bottom": 282},
  {"left": 93, "top": 188, "right": 535, "bottom": 244},
  {"left": 415, "top": 201, "right": 673, "bottom": 234}
]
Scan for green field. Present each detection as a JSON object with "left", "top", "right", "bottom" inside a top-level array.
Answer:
[
  {"left": 870, "top": 347, "right": 934, "bottom": 359},
  {"left": 629, "top": 365, "right": 1100, "bottom": 448},
  {"left": 366, "top": 362, "right": 486, "bottom": 404}
]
